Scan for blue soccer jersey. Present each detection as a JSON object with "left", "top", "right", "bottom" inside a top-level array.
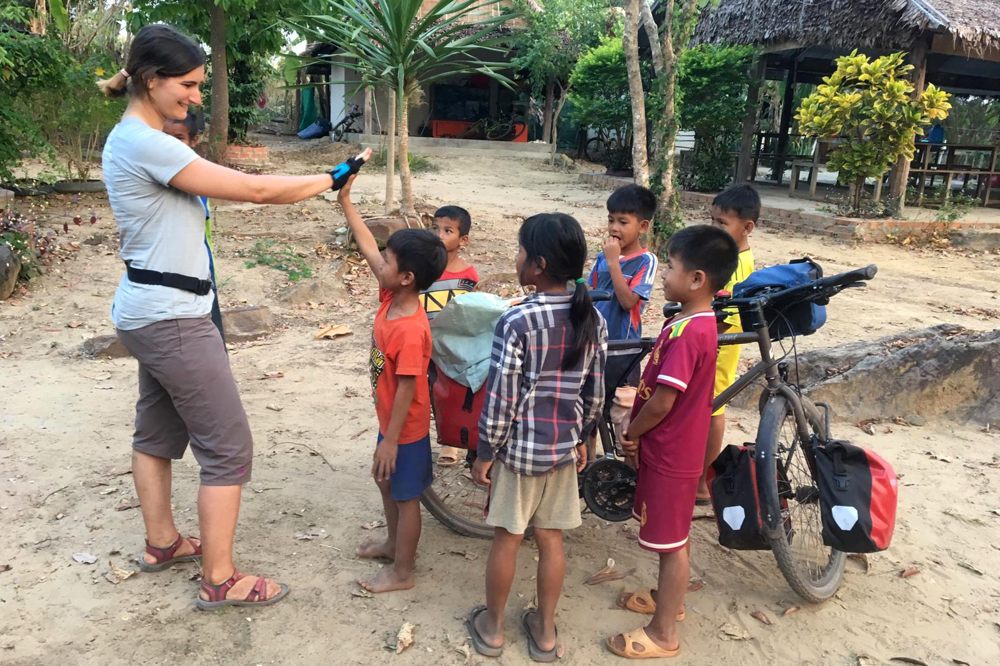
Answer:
[{"left": 587, "top": 250, "right": 658, "bottom": 340}]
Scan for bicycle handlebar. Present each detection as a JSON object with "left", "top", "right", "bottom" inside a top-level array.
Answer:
[{"left": 716, "top": 263, "right": 878, "bottom": 311}]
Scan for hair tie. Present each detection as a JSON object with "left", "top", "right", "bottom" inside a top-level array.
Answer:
[
  {"left": 575, "top": 277, "right": 585, "bottom": 284},
  {"left": 119, "top": 68, "right": 130, "bottom": 79}
]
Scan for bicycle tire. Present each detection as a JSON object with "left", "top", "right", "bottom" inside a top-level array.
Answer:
[
  {"left": 585, "top": 137, "right": 610, "bottom": 163},
  {"left": 421, "top": 451, "right": 493, "bottom": 539},
  {"left": 486, "top": 123, "right": 514, "bottom": 141},
  {"left": 757, "top": 394, "right": 846, "bottom": 603}
]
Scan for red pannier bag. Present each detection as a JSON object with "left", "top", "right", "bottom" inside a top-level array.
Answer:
[
  {"left": 707, "top": 445, "right": 770, "bottom": 550},
  {"left": 430, "top": 366, "right": 487, "bottom": 450},
  {"left": 814, "top": 440, "right": 898, "bottom": 553}
]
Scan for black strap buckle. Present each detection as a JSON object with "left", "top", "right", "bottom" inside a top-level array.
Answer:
[{"left": 125, "top": 261, "right": 213, "bottom": 296}]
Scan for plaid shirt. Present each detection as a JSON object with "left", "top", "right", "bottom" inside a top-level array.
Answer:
[{"left": 478, "top": 292, "right": 607, "bottom": 476}]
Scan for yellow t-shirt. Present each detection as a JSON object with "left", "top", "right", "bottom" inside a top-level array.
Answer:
[{"left": 722, "top": 248, "right": 755, "bottom": 331}]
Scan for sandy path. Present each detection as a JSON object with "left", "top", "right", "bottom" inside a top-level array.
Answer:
[{"left": 1, "top": 139, "right": 998, "bottom": 665}]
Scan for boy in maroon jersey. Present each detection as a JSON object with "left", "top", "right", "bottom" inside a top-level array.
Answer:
[{"left": 609, "top": 225, "right": 738, "bottom": 659}]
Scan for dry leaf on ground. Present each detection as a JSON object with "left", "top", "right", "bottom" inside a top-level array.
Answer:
[
  {"left": 115, "top": 496, "right": 141, "bottom": 511},
  {"left": 750, "top": 610, "right": 772, "bottom": 626},
  {"left": 315, "top": 324, "right": 353, "bottom": 340},
  {"left": 584, "top": 558, "right": 634, "bottom": 585},
  {"left": 782, "top": 606, "right": 799, "bottom": 616},
  {"left": 900, "top": 566, "right": 921, "bottom": 578},
  {"left": 104, "top": 560, "right": 136, "bottom": 584},
  {"left": 351, "top": 588, "right": 374, "bottom": 599},
  {"left": 687, "top": 578, "right": 705, "bottom": 592},
  {"left": 394, "top": 622, "right": 415, "bottom": 654},
  {"left": 72, "top": 552, "right": 97, "bottom": 565},
  {"left": 0, "top": 564, "right": 11, "bottom": 573},
  {"left": 361, "top": 519, "right": 386, "bottom": 530},
  {"left": 719, "top": 623, "right": 751, "bottom": 641},
  {"left": 847, "top": 553, "right": 870, "bottom": 572},
  {"left": 294, "top": 528, "right": 326, "bottom": 541},
  {"left": 890, "top": 658, "right": 929, "bottom": 666}
]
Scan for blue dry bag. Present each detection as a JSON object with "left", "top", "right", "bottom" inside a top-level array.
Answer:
[{"left": 733, "top": 258, "right": 827, "bottom": 341}]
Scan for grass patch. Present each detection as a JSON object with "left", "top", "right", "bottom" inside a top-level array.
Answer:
[
  {"left": 366, "top": 147, "right": 438, "bottom": 173},
  {"left": 244, "top": 240, "right": 313, "bottom": 281}
]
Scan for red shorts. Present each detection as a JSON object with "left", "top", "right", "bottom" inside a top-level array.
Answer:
[{"left": 632, "top": 466, "right": 699, "bottom": 553}]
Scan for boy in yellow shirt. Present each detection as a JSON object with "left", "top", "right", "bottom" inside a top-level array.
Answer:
[{"left": 696, "top": 185, "right": 758, "bottom": 504}]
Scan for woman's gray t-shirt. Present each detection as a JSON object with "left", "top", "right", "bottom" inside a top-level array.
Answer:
[{"left": 102, "top": 116, "right": 211, "bottom": 330}]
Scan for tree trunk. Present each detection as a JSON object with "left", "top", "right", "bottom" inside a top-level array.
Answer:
[
  {"left": 363, "top": 86, "right": 373, "bottom": 135},
  {"left": 541, "top": 79, "right": 555, "bottom": 144},
  {"left": 30, "top": 0, "right": 47, "bottom": 35},
  {"left": 888, "top": 35, "right": 930, "bottom": 216},
  {"left": 623, "top": 0, "right": 649, "bottom": 186},
  {"left": 208, "top": 2, "right": 229, "bottom": 162},
  {"left": 736, "top": 57, "right": 765, "bottom": 183},
  {"left": 549, "top": 85, "right": 570, "bottom": 164},
  {"left": 385, "top": 87, "right": 396, "bottom": 214},
  {"left": 639, "top": 0, "right": 663, "bottom": 76},
  {"left": 398, "top": 92, "right": 416, "bottom": 217}
]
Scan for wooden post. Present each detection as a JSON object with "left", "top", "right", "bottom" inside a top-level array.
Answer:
[
  {"left": 736, "top": 57, "right": 766, "bottom": 183},
  {"left": 771, "top": 57, "right": 797, "bottom": 183},
  {"left": 888, "top": 34, "right": 930, "bottom": 214}
]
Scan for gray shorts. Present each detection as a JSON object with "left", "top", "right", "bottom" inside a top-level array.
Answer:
[{"left": 116, "top": 316, "right": 253, "bottom": 486}]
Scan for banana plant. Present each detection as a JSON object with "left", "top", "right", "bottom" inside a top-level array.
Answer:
[{"left": 291, "top": 0, "right": 518, "bottom": 215}]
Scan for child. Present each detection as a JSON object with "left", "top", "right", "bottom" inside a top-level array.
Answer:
[
  {"left": 337, "top": 171, "right": 448, "bottom": 593},
  {"left": 587, "top": 184, "right": 658, "bottom": 447},
  {"left": 466, "top": 213, "right": 608, "bottom": 661},
  {"left": 422, "top": 205, "right": 480, "bottom": 467},
  {"left": 162, "top": 110, "right": 224, "bottom": 342},
  {"left": 696, "top": 185, "right": 758, "bottom": 505},
  {"left": 609, "top": 225, "right": 738, "bottom": 659}
]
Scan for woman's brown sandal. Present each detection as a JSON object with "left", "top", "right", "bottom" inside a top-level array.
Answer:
[
  {"left": 195, "top": 570, "right": 290, "bottom": 610},
  {"left": 138, "top": 533, "right": 202, "bottom": 572}
]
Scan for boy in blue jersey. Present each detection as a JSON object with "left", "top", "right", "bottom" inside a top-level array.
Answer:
[{"left": 587, "top": 184, "right": 658, "bottom": 440}]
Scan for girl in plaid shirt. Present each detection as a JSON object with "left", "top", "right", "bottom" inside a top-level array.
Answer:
[{"left": 467, "top": 213, "right": 608, "bottom": 661}]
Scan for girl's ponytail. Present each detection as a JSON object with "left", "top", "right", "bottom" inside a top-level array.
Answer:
[
  {"left": 519, "top": 213, "right": 601, "bottom": 370},
  {"left": 565, "top": 275, "right": 599, "bottom": 370}
]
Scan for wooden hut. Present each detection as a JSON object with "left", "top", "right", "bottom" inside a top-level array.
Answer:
[{"left": 690, "top": 0, "right": 1000, "bottom": 205}]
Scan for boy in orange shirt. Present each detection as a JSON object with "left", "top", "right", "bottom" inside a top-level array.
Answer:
[{"left": 337, "top": 175, "right": 448, "bottom": 593}]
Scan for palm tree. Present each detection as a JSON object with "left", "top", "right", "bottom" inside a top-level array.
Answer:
[{"left": 294, "top": 0, "right": 516, "bottom": 216}]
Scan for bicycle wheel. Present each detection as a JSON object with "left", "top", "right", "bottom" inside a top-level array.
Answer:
[
  {"left": 585, "top": 137, "right": 610, "bottom": 164},
  {"left": 485, "top": 122, "right": 514, "bottom": 141},
  {"left": 421, "top": 448, "right": 493, "bottom": 539},
  {"left": 757, "top": 394, "right": 846, "bottom": 602}
]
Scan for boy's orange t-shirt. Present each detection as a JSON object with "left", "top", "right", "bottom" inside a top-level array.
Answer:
[{"left": 369, "top": 290, "right": 432, "bottom": 443}]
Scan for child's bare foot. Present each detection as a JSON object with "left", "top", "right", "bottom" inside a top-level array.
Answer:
[
  {"left": 357, "top": 566, "right": 414, "bottom": 593},
  {"left": 355, "top": 539, "right": 395, "bottom": 561}
]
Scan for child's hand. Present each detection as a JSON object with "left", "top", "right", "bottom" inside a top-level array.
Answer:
[
  {"left": 336, "top": 174, "right": 356, "bottom": 203},
  {"left": 472, "top": 458, "right": 493, "bottom": 487},
  {"left": 604, "top": 236, "right": 622, "bottom": 263},
  {"left": 575, "top": 442, "right": 588, "bottom": 472},
  {"left": 620, "top": 432, "right": 639, "bottom": 456},
  {"left": 372, "top": 439, "right": 398, "bottom": 482}
]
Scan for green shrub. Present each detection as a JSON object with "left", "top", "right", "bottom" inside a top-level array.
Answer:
[{"left": 676, "top": 44, "right": 756, "bottom": 192}]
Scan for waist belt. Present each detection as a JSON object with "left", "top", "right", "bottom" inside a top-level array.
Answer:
[{"left": 125, "top": 261, "right": 213, "bottom": 296}]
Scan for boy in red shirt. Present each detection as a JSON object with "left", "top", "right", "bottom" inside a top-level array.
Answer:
[
  {"left": 609, "top": 225, "right": 738, "bottom": 659},
  {"left": 337, "top": 176, "right": 447, "bottom": 593},
  {"left": 421, "top": 205, "right": 479, "bottom": 467}
]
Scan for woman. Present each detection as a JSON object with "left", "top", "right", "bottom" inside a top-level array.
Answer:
[{"left": 100, "top": 23, "right": 366, "bottom": 609}]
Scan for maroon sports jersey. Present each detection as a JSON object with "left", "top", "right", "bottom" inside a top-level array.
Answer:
[{"left": 631, "top": 311, "right": 718, "bottom": 478}]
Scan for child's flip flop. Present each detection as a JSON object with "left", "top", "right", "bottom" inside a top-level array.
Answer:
[
  {"left": 465, "top": 605, "right": 503, "bottom": 657},
  {"left": 522, "top": 609, "right": 561, "bottom": 662}
]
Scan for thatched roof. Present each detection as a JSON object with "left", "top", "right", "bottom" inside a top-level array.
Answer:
[{"left": 694, "top": 0, "right": 1000, "bottom": 57}]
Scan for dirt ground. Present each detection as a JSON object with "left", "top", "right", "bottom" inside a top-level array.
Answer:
[{"left": 2, "top": 135, "right": 999, "bottom": 666}]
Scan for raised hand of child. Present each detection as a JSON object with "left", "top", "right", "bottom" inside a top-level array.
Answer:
[
  {"left": 330, "top": 147, "right": 372, "bottom": 191},
  {"left": 603, "top": 236, "right": 622, "bottom": 263}
]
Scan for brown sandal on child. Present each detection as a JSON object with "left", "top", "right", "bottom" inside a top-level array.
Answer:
[
  {"left": 437, "top": 445, "right": 462, "bottom": 467},
  {"left": 607, "top": 628, "right": 680, "bottom": 659},
  {"left": 138, "top": 533, "right": 202, "bottom": 572},
  {"left": 616, "top": 589, "right": 685, "bottom": 621}
]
